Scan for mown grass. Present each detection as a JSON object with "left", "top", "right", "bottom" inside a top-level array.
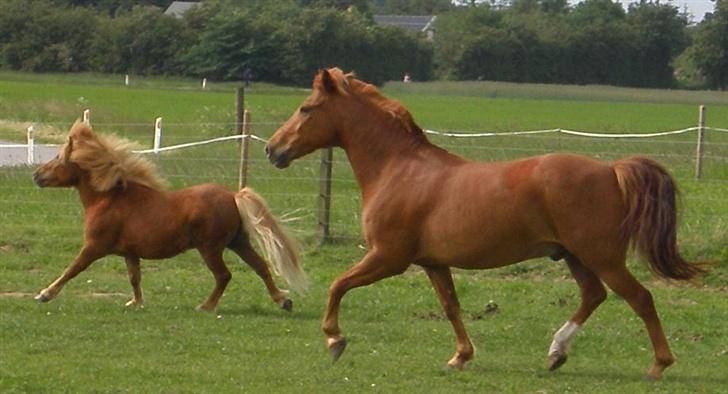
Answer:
[{"left": 1, "top": 71, "right": 727, "bottom": 392}]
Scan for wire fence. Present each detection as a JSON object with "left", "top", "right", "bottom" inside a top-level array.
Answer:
[{"left": 2, "top": 107, "right": 728, "bottom": 254}]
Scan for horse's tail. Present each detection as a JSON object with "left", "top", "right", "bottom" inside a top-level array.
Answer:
[
  {"left": 612, "top": 157, "right": 706, "bottom": 281},
  {"left": 234, "top": 187, "right": 308, "bottom": 294}
]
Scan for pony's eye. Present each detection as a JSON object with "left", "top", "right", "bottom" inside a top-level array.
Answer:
[{"left": 299, "top": 106, "right": 313, "bottom": 114}]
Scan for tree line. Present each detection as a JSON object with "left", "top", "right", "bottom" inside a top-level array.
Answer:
[{"left": 0, "top": 0, "right": 726, "bottom": 89}]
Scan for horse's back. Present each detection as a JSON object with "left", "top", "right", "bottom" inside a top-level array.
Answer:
[{"left": 412, "top": 153, "right": 625, "bottom": 268}]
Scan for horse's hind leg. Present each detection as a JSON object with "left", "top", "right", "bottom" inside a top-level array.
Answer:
[
  {"left": 196, "top": 248, "right": 232, "bottom": 311},
  {"left": 548, "top": 254, "right": 607, "bottom": 371},
  {"left": 229, "top": 239, "right": 291, "bottom": 311},
  {"left": 599, "top": 266, "right": 675, "bottom": 380},
  {"left": 124, "top": 256, "right": 143, "bottom": 307},
  {"left": 423, "top": 265, "right": 475, "bottom": 370}
]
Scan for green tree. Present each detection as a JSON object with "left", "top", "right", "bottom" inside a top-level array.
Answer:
[
  {"left": 686, "top": 0, "right": 728, "bottom": 89},
  {"left": 89, "top": 7, "right": 194, "bottom": 75},
  {"left": 0, "top": 0, "right": 97, "bottom": 72}
]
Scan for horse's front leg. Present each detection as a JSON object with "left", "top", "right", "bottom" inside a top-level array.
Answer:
[
  {"left": 35, "top": 246, "right": 105, "bottom": 302},
  {"left": 124, "top": 256, "right": 143, "bottom": 307},
  {"left": 422, "top": 265, "right": 475, "bottom": 370},
  {"left": 322, "top": 250, "right": 409, "bottom": 361}
]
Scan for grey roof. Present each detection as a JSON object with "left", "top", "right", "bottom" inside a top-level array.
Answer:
[
  {"left": 165, "top": 1, "right": 200, "bottom": 18},
  {"left": 373, "top": 15, "right": 437, "bottom": 32}
]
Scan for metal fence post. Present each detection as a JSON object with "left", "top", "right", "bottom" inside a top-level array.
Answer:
[
  {"left": 154, "top": 117, "right": 162, "bottom": 154},
  {"left": 26, "top": 125, "right": 34, "bottom": 165}
]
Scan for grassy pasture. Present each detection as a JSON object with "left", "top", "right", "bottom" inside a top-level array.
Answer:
[{"left": 1, "top": 72, "right": 727, "bottom": 392}]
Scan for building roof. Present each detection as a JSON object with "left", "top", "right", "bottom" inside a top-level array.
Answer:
[
  {"left": 373, "top": 15, "right": 437, "bottom": 32},
  {"left": 164, "top": 1, "right": 200, "bottom": 18}
]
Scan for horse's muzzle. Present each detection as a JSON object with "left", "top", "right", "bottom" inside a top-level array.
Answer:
[{"left": 265, "top": 145, "right": 290, "bottom": 169}]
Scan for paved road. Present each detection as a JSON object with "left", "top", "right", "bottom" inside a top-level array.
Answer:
[{"left": 0, "top": 140, "right": 58, "bottom": 167}]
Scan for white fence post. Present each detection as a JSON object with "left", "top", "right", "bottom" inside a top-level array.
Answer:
[
  {"left": 154, "top": 117, "right": 163, "bottom": 154},
  {"left": 125, "top": 74, "right": 129, "bottom": 86},
  {"left": 202, "top": 78, "right": 207, "bottom": 89},
  {"left": 83, "top": 109, "right": 91, "bottom": 125},
  {"left": 26, "top": 125, "right": 34, "bottom": 165},
  {"left": 695, "top": 105, "right": 706, "bottom": 179}
]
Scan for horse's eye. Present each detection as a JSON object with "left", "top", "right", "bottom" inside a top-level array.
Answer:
[{"left": 299, "top": 106, "right": 313, "bottom": 114}]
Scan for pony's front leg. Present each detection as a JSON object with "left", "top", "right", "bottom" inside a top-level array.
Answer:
[
  {"left": 422, "top": 265, "right": 475, "bottom": 370},
  {"left": 35, "top": 246, "right": 105, "bottom": 302},
  {"left": 322, "top": 250, "right": 408, "bottom": 361},
  {"left": 124, "top": 256, "right": 143, "bottom": 307}
]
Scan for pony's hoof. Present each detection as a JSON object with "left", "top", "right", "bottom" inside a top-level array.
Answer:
[
  {"left": 328, "top": 338, "right": 347, "bottom": 362},
  {"left": 548, "top": 353, "right": 568, "bottom": 371},
  {"left": 125, "top": 299, "right": 143, "bottom": 308},
  {"left": 34, "top": 292, "right": 51, "bottom": 303},
  {"left": 281, "top": 299, "right": 293, "bottom": 312}
]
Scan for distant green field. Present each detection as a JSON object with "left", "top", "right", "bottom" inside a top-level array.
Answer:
[{"left": 1, "top": 72, "right": 727, "bottom": 392}]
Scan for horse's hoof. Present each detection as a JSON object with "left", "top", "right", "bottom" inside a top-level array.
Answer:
[
  {"left": 329, "top": 338, "right": 347, "bottom": 362},
  {"left": 281, "top": 299, "right": 293, "bottom": 312},
  {"left": 195, "top": 304, "right": 215, "bottom": 312},
  {"left": 548, "top": 353, "right": 568, "bottom": 371},
  {"left": 34, "top": 293, "right": 50, "bottom": 303}
]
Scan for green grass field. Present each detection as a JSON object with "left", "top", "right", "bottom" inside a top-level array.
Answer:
[{"left": 1, "top": 72, "right": 727, "bottom": 393}]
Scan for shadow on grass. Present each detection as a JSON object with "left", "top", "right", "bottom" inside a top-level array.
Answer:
[{"left": 216, "top": 304, "right": 320, "bottom": 321}]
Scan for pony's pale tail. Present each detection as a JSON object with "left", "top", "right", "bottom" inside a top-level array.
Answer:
[
  {"left": 235, "top": 187, "right": 308, "bottom": 294},
  {"left": 613, "top": 157, "right": 706, "bottom": 280}
]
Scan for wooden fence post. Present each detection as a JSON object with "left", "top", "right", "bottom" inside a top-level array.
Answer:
[
  {"left": 236, "top": 87, "right": 245, "bottom": 145},
  {"left": 318, "top": 147, "right": 333, "bottom": 243},
  {"left": 695, "top": 105, "right": 706, "bottom": 179},
  {"left": 238, "top": 110, "right": 251, "bottom": 189},
  {"left": 153, "top": 117, "right": 162, "bottom": 154},
  {"left": 26, "top": 125, "right": 34, "bottom": 165}
]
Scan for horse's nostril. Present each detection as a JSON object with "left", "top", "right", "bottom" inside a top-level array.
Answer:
[{"left": 264, "top": 145, "right": 270, "bottom": 156}]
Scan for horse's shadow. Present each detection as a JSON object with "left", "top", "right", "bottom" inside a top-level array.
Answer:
[{"left": 216, "top": 305, "right": 320, "bottom": 321}]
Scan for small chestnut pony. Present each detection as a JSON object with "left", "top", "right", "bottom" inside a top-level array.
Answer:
[
  {"left": 33, "top": 122, "right": 307, "bottom": 311},
  {"left": 265, "top": 68, "right": 705, "bottom": 379}
]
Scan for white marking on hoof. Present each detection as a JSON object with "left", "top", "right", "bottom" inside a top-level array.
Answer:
[{"left": 548, "top": 321, "right": 581, "bottom": 360}]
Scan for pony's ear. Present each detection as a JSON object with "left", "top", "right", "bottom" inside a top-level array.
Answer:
[
  {"left": 320, "top": 69, "right": 338, "bottom": 94},
  {"left": 61, "top": 136, "right": 74, "bottom": 162}
]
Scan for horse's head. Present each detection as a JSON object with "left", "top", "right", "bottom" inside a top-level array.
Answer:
[
  {"left": 266, "top": 68, "right": 349, "bottom": 168},
  {"left": 33, "top": 124, "right": 85, "bottom": 188}
]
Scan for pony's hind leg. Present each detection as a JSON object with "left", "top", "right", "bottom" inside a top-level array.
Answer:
[
  {"left": 599, "top": 266, "right": 675, "bottom": 380},
  {"left": 196, "top": 248, "right": 232, "bottom": 311},
  {"left": 229, "top": 240, "right": 292, "bottom": 311},
  {"left": 548, "top": 255, "right": 607, "bottom": 371},
  {"left": 124, "top": 256, "right": 143, "bottom": 307},
  {"left": 423, "top": 265, "right": 475, "bottom": 370}
]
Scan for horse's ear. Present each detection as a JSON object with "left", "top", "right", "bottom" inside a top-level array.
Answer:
[{"left": 320, "top": 69, "right": 338, "bottom": 94}]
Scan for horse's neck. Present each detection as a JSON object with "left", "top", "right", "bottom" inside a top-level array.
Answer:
[{"left": 339, "top": 119, "right": 458, "bottom": 198}]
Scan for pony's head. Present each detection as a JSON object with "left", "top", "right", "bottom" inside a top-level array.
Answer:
[
  {"left": 266, "top": 68, "right": 351, "bottom": 168},
  {"left": 33, "top": 122, "right": 167, "bottom": 191}
]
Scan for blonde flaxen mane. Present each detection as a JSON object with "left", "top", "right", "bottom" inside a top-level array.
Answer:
[{"left": 63, "top": 122, "right": 167, "bottom": 192}]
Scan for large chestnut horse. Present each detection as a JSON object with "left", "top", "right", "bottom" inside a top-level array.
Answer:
[
  {"left": 33, "top": 122, "right": 307, "bottom": 311},
  {"left": 266, "top": 68, "right": 704, "bottom": 379}
]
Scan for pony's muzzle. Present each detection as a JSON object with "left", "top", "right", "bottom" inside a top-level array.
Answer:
[{"left": 32, "top": 171, "right": 47, "bottom": 187}]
